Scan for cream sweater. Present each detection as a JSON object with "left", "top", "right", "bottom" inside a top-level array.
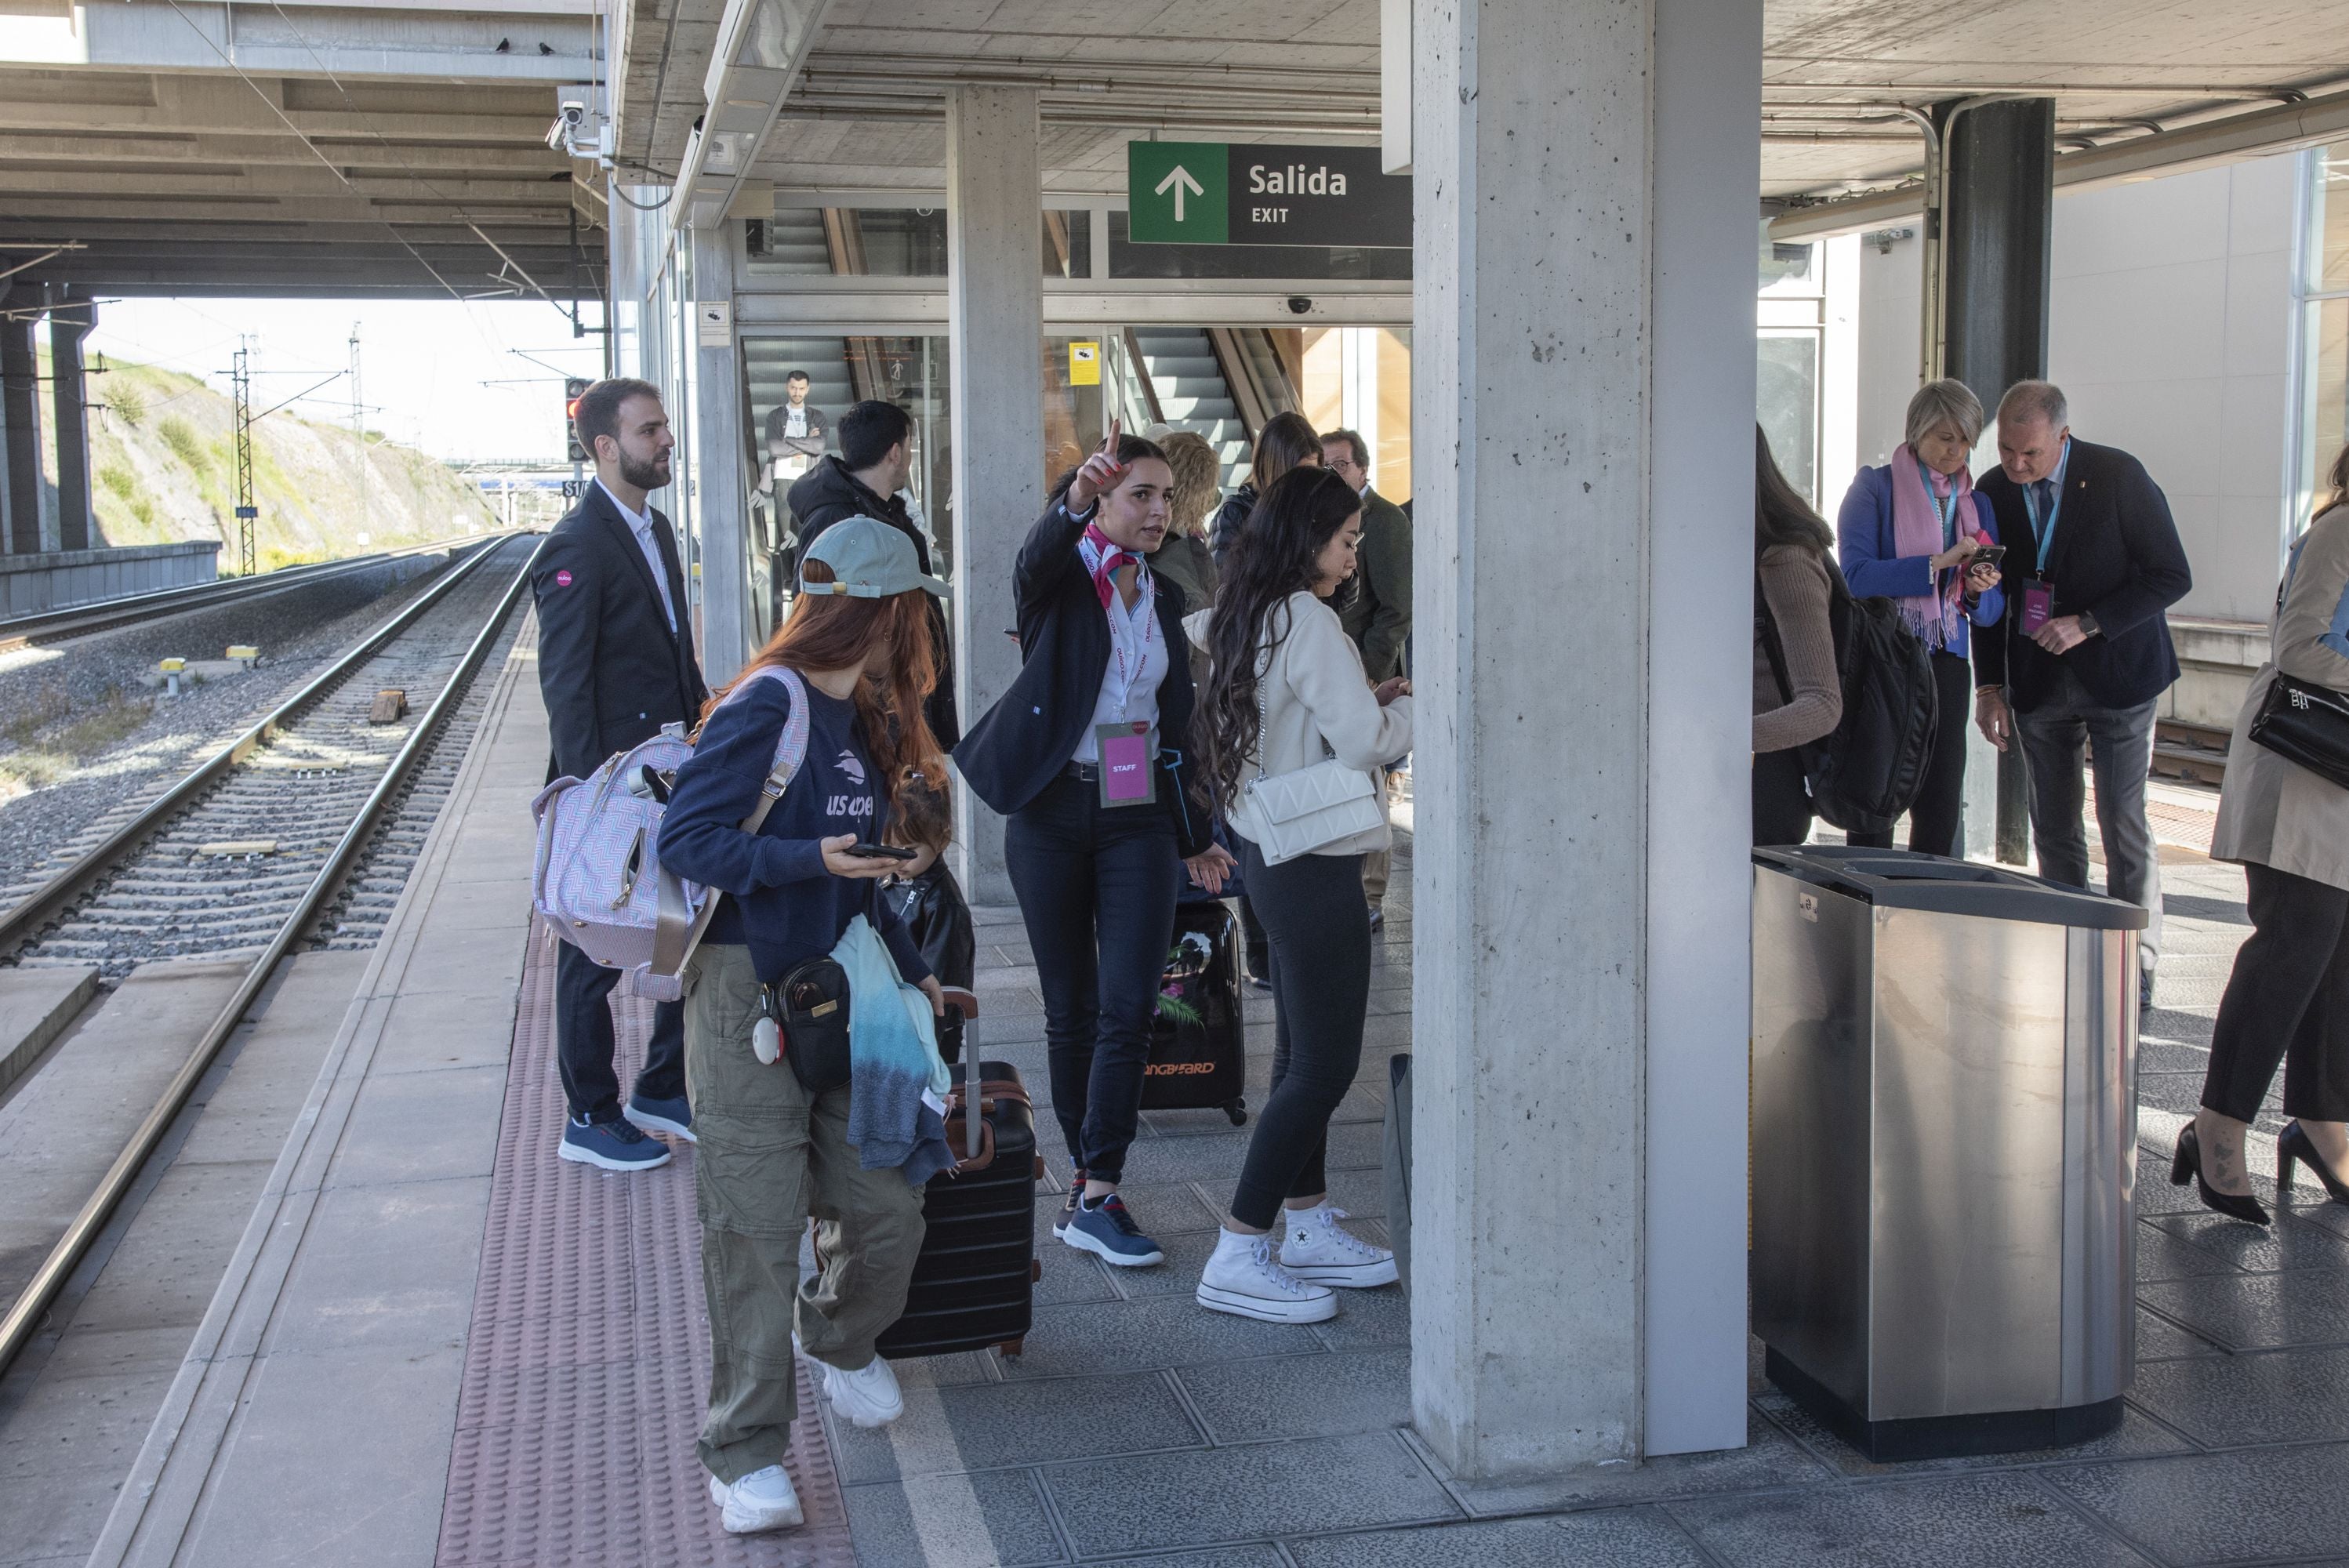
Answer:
[{"left": 1186, "top": 592, "right": 1414, "bottom": 856}]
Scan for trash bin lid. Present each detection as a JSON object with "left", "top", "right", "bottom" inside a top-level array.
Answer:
[{"left": 1752, "top": 845, "right": 2148, "bottom": 930}]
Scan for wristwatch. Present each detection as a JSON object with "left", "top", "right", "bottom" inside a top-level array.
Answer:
[{"left": 2075, "top": 611, "right": 2102, "bottom": 637}]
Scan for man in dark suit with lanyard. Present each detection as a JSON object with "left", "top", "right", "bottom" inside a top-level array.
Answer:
[
  {"left": 1973, "top": 379, "right": 2191, "bottom": 1012},
  {"left": 532, "top": 378, "right": 710, "bottom": 1170}
]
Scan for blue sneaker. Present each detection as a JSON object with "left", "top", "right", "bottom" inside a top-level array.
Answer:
[
  {"left": 1062, "top": 1192, "right": 1164, "bottom": 1268},
  {"left": 626, "top": 1092, "right": 695, "bottom": 1143},
  {"left": 560, "top": 1115, "right": 672, "bottom": 1171}
]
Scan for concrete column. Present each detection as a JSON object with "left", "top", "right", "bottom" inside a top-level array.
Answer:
[
  {"left": 944, "top": 85, "right": 1043, "bottom": 906},
  {"left": 688, "top": 221, "right": 753, "bottom": 686},
  {"left": 51, "top": 290, "right": 94, "bottom": 553},
  {"left": 1941, "top": 96, "right": 2054, "bottom": 865},
  {"left": 1410, "top": 0, "right": 1761, "bottom": 1478},
  {"left": 0, "top": 302, "right": 40, "bottom": 556}
]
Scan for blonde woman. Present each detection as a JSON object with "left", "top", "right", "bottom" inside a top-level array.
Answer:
[{"left": 1153, "top": 430, "right": 1222, "bottom": 609}]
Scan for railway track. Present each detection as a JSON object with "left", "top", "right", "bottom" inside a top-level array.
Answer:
[
  {"left": 0, "top": 531, "right": 541, "bottom": 1375},
  {"left": 0, "top": 531, "right": 506, "bottom": 655}
]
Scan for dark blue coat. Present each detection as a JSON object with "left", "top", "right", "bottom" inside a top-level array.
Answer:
[
  {"left": 1835, "top": 463, "right": 2005, "bottom": 659},
  {"left": 531, "top": 483, "right": 708, "bottom": 782},
  {"left": 953, "top": 498, "right": 1211, "bottom": 858},
  {"left": 1971, "top": 438, "right": 2191, "bottom": 713}
]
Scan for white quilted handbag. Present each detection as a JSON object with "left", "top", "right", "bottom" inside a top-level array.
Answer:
[{"left": 1239, "top": 660, "right": 1381, "bottom": 865}]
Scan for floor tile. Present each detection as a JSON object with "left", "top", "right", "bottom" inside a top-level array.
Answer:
[
  {"left": 2129, "top": 1342, "right": 2349, "bottom": 1446},
  {"left": 1669, "top": 1472, "right": 2154, "bottom": 1566},
  {"left": 844, "top": 1469, "right": 1066, "bottom": 1566},
  {"left": 2046, "top": 1442, "right": 2349, "bottom": 1566},
  {"left": 1291, "top": 1508, "right": 1711, "bottom": 1567},
  {"left": 1176, "top": 1348, "right": 1410, "bottom": 1444},
  {"left": 830, "top": 1370, "right": 1204, "bottom": 1485},
  {"left": 1753, "top": 1392, "right": 2191, "bottom": 1479},
  {"left": 2153, "top": 1210, "right": 2349, "bottom": 1275},
  {"left": 1043, "top": 1431, "right": 1460, "bottom": 1556},
  {"left": 2139, "top": 1269, "right": 2349, "bottom": 1352},
  {"left": 1005, "top": 1294, "right": 1325, "bottom": 1378},
  {"left": 1445, "top": 1407, "right": 1835, "bottom": 1513}
]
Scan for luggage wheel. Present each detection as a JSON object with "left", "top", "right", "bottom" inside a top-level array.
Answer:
[
  {"left": 1224, "top": 1099, "right": 1248, "bottom": 1127},
  {"left": 996, "top": 1338, "right": 1026, "bottom": 1361}
]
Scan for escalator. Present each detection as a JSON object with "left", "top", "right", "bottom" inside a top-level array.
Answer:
[{"left": 1118, "top": 327, "right": 1304, "bottom": 492}]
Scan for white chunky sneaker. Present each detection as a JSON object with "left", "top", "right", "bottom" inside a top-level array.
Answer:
[
  {"left": 709, "top": 1464, "right": 804, "bottom": 1534},
  {"left": 823, "top": 1354, "right": 906, "bottom": 1428},
  {"left": 1196, "top": 1228, "right": 1338, "bottom": 1323},
  {"left": 1279, "top": 1203, "right": 1399, "bottom": 1289}
]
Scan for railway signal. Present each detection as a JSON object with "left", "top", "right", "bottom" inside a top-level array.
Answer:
[{"left": 565, "top": 376, "right": 590, "bottom": 466}]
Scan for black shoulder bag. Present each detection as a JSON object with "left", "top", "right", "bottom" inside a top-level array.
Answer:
[{"left": 2249, "top": 674, "right": 2349, "bottom": 793}]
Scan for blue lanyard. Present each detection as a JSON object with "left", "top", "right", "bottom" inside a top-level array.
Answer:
[{"left": 2023, "top": 443, "right": 2070, "bottom": 572}]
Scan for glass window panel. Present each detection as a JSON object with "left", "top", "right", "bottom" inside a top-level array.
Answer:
[
  {"left": 744, "top": 209, "right": 948, "bottom": 276},
  {"left": 1758, "top": 330, "right": 1821, "bottom": 507},
  {"left": 1045, "top": 210, "right": 1091, "bottom": 279},
  {"left": 1105, "top": 210, "right": 1410, "bottom": 281},
  {"left": 2319, "top": 144, "right": 2349, "bottom": 292}
]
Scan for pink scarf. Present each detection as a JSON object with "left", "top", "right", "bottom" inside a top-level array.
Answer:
[
  {"left": 1889, "top": 442, "right": 1981, "bottom": 650},
  {"left": 1076, "top": 522, "right": 1149, "bottom": 610}
]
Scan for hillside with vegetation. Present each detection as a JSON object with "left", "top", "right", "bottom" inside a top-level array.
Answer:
[{"left": 85, "top": 360, "right": 497, "bottom": 572}]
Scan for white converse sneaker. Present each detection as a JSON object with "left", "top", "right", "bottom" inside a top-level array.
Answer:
[
  {"left": 1196, "top": 1228, "right": 1338, "bottom": 1323},
  {"left": 709, "top": 1464, "right": 804, "bottom": 1534},
  {"left": 823, "top": 1354, "right": 906, "bottom": 1428},
  {"left": 1279, "top": 1203, "right": 1399, "bottom": 1288}
]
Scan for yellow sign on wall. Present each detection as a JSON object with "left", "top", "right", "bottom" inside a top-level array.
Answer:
[{"left": 1069, "top": 341, "right": 1102, "bottom": 387}]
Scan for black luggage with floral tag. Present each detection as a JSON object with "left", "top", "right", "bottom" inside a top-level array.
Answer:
[{"left": 1141, "top": 899, "right": 1248, "bottom": 1126}]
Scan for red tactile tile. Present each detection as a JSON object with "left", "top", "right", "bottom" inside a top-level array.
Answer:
[{"left": 436, "top": 920, "right": 856, "bottom": 1567}]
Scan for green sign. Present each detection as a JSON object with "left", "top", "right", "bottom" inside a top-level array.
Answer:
[{"left": 1127, "top": 141, "right": 1229, "bottom": 245}]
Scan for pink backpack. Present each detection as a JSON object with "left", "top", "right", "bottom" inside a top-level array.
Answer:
[{"left": 529, "top": 666, "right": 811, "bottom": 1002}]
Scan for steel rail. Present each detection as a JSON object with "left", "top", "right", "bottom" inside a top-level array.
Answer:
[
  {"left": 0, "top": 538, "right": 539, "bottom": 1377},
  {"left": 0, "top": 530, "right": 516, "bottom": 653},
  {"left": 0, "top": 532, "right": 521, "bottom": 960}
]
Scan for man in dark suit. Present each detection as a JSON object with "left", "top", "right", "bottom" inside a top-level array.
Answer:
[
  {"left": 786, "top": 398, "right": 958, "bottom": 747},
  {"left": 1973, "top": 380, "right": 2191, "bottom": 1011},
  {"left": 1321, "top": 429, "right": 1413, "bottom": 927},
  {"left": 533, "top": 377, "right": 710, "bottom": 1171}
]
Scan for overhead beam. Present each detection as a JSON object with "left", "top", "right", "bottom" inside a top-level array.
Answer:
[
  {"left": 0, "top": 132, "right": 571, "bottom": 172},
  {"left": 6, "top": 2, "right": 596, "bottom": 82}
]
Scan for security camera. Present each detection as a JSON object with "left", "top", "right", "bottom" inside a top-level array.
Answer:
[
  {"left": 559, "top": 102, "right": 586, "bottom": 127},
  {"left": 1287, "top": 296, "right": 1313, "bottom": 315},
  {"left": 547, "top": 89, "right": 595, "bottom": 151}
]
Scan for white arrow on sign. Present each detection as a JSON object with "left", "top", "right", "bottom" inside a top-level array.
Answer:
[{"left": 1155, "top": 164, "right": 1205, "bottom": 223}]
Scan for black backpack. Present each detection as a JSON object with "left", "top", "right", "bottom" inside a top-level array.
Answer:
[{"left": 1758, "top": 559, "right": 1938, "bottom": 835}]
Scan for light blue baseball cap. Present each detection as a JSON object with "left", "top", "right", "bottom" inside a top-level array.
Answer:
[{"left": 798, "top": 515, "right": 949, "bottom": 599}]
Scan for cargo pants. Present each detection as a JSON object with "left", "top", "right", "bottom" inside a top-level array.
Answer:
[{"left": 684, "top": 942, "right": 926, "bottom": 1483}]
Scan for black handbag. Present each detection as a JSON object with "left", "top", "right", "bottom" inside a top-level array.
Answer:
[
  {"left": 763, "top": 955, "right": 852, "bottom": 1094},
  {"left": 2249, "top": 673, "right": 2349, "bottom": 793}
]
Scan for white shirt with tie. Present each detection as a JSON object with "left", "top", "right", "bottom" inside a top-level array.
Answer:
[{"left": 595, "top": 477, "right": 677, "bottom": 635}]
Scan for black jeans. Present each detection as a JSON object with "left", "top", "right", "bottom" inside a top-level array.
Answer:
[
  {"left": 556, "top": 938, "right": 685, "bottom": 1123},
  {"left": 1848, "top": 650, "right": 1973, "bottom": 858},
  {"left": 1752, "top": 749, "right": 1813, "bottom": 848},
  {"left": 1229, "top": 837, "right": 1372, "bottom": 1229},
  {"left": 2202, "top": 862, "right": 2349, "bottom": 1124},
  {"left": 1004, "top": 771, "right": 1179, "bottom": 1185}
]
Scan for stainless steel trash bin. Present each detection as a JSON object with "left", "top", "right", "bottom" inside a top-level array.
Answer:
[{"left": 1751, "top": 845, "right": 2146, "bottom": 1461}]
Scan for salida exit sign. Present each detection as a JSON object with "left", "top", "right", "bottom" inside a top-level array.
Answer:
[{"left": 1127, "top": 141, "right": 1410, "bottom": 249}]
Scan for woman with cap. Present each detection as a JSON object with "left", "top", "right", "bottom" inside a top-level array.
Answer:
[
  {"left": 657, "top": 516, "right": 949, "bottom": 1537},
  {"left": 956, "top": 421, "right": 1235, "bottom": 1272}
]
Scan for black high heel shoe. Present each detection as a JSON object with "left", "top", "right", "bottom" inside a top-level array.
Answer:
[
  {"left": 2277, "top": 1121, "right": 2349, "bottom": 1207},
  {"left": 2172, "top": 1123, "right": 2271, "bottom": 1226}
]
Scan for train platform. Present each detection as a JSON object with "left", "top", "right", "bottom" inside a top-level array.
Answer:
[{"left": 32, "top": 612, "right": 2347, "bottom": 1568}]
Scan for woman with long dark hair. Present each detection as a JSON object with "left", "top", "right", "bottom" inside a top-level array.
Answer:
[
  {"left": 1753, "top": 425, "right": 1844, "bottom": 846},
  {"left": 658, "top": 518, "right": 950, "bottom": 1535},
  {"left": 2180, "top": 446, "right": 2349, "bottom": 1225},
  {"left": 1208, "top": 409, "right": 1321, "bottom": 567},
  {"left": 1190, "top": 466, "right": 1410, "bottom": 1323},
  {"left": 956, "top": 423, "right": 1234, "bottom": 1272}
]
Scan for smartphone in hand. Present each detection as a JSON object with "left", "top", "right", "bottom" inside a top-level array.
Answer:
[{"left": 846, "top": 842, "right": 919, "bottom": 861}]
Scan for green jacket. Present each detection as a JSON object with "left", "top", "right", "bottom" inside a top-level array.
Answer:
[{"left": 1340, "top": 487, "right": 1413, "bottom": 681}]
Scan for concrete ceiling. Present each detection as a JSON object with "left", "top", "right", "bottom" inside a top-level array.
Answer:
[
  {"left": 0, "top": 0, "right": 608, "bottom": 300},
  {"left": 608, "top": 0, "right": 2349, "bottom": 202}
]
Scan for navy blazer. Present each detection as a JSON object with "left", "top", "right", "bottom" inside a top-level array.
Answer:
[
  {"left": 1970, "top": 438, "right": 2191, "bottom": 713},
  {"left": 953, "top": 498, "right": 1211, "bottom": 858},
  {"left": 532, "top": 483, "right": 710, "bottom": 781}
]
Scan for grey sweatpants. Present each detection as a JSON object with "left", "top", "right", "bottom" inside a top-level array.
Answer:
[{"left": 684, "top": 942, "right": 926, "bottom": 1483}]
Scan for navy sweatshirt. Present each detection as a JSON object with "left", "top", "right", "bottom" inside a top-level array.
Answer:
[{"left": 656, "top": 673, "right": 930, "bottom": 987}]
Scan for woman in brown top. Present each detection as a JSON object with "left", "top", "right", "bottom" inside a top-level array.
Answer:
[
  {"left": 1752, "top": 426, "right": 1843, "bottom": 846},
  {"left": 1151, "top": 430, "right": 1222, "bottom": 610}
]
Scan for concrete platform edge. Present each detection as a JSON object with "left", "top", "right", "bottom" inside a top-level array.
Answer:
[
  {"left": 85, "top": 619, "right": 539, "bottom": 1568},
  {"left": 0, "top": 966, "right": 98, "bottom": 1097}
]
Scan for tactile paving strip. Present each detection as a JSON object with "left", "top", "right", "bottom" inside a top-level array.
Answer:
[{"left": 436, "top": 920, "right": 855, "bottom": 1567}]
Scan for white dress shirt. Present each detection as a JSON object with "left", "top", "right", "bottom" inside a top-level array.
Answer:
[
  {"left": 596, "top": 477, "right": 677, "bottom": 635},
  {"left": 1066, "top": 501, "right": 1167, "bottom": 765}
]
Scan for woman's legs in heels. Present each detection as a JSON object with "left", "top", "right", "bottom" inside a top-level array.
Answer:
[
  {"left": 2201, "top": 863, "right": 2349, "bottom": 1195},
  {"left": 2282, "top": 889, "right": 2349, "bottom": 1183}
]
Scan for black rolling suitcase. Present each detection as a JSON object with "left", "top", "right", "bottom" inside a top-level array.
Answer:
[
  {"left": 877, "top": 997, "right": 1042, "bottom": 1361},
  {"left": 1142, "top": 899, "right": 1248, "bottom": 1127}
]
